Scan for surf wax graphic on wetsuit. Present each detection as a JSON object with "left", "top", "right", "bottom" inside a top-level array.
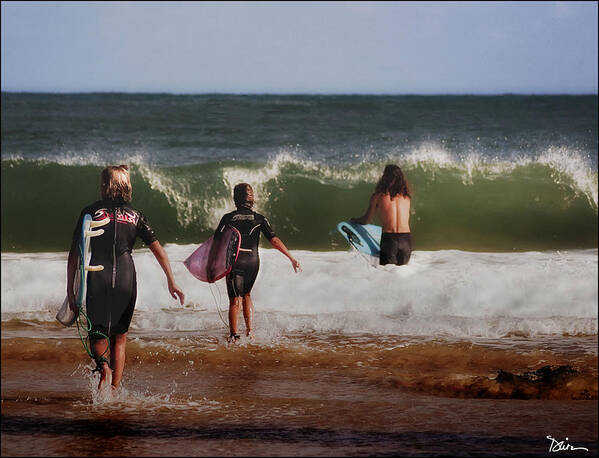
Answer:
[
  {"left": 72, "top": 198, "right": 157, "bottom": 339},
  {"left": 215, "top": 208, "right": 276, "bottom": 298}
]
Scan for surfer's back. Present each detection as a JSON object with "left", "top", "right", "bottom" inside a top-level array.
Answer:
[{"left": 376, "top": 192, "right": 410, "bottom": 233}]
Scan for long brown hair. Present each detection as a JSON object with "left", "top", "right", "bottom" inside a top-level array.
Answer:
[
  {"left": 233, "top": 183, "right": 254, "bottom": 209},
  {"left": 374, "top": 164, "right": 411, "bottom": 198},
  {"left": 101, "top": 165, "right": 132, "bottom": 202}
]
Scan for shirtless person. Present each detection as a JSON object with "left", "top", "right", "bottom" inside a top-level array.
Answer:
[{"left": 351, "top": 164, "right": 412, "bottom": 266}]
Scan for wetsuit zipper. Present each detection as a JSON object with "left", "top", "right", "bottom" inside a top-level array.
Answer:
[{"left": 112, "top": 207, "right": 117, "bottom": 288}]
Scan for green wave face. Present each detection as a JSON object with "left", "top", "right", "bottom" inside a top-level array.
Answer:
[{"left": 2, "top": 156, "right": 597, "bottom": 252}]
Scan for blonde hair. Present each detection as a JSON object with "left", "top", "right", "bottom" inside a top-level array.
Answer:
[{"left": 101, "top": 165, "right": 132, "bottom": 202}]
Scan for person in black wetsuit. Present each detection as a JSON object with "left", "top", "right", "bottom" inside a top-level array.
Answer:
[
  {"left": 212, "top": 183, "right": 300, "bottom": 341},
  {"left": 67, "top": 165, "right": 185, "bottom": 390},
  {"left": 351, "top": 164, "right": 412, "bottom": 266}
]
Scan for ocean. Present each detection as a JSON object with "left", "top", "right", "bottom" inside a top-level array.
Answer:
[{"left": 1, "top": 93, "right": 597, "bottom": 456}]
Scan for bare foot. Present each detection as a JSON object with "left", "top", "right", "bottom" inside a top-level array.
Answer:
[
  {"left": 246, "top": 330, "right": 254, "bottom": 340},
  {"left": 98, "top": 362, "right": 113, "bottom": 390}
]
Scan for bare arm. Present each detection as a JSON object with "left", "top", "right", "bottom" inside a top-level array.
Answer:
[
  {"left": 350, "top": 193, "right": 378, "bottom": 225},
  {"left": 67, "top": 239, "right": 79, "bottom": 312},
  {"left": 269, "top": 237, "right": 301, "bottom": 272},
  {"left": 149, "top": 241, "right": 185, "bottom": 305}
]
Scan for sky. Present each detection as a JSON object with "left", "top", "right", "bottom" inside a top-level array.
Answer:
[{"left": 1, "top": 1, "right": 597, "bottom": 94}]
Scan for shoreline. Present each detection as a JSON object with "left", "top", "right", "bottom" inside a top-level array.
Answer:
[{"left": 2, "top": 335, "right": 598, "bottom": 456}]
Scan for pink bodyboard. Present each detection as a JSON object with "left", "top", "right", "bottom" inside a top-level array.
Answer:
[{"left": 184, "top": 227, "right": 241, "bottom": 283}]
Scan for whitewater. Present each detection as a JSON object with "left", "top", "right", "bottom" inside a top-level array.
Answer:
[
  {"left": 2, "top": 93, "right": 597, "bottom": 457},
  {"left": 3, "top": 246, "right": 596, "bottom": 338}
]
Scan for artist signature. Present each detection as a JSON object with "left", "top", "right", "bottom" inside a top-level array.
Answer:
[{"left": 546, "top": 436, "right": 589, "bottom": 453}]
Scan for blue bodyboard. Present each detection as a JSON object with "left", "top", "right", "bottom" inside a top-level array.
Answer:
[{"left": 337, "top": 221, "right": 382, "bottom": 257}]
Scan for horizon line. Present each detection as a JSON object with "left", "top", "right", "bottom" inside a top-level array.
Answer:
[{"left": 1, "top": 90, "right": 598, "bottom": 97}]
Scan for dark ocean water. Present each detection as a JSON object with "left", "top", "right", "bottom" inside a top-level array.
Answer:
[
  {"left": 1, "top": 93, "right": 597, "bottom": 251},
  {"left": 2, "top": 93, "right": 597, "bottom": 457}
]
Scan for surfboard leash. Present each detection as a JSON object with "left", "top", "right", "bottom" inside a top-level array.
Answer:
[
  {"left": 74, "top": 307, "right": 111, "bottom": 372},
  {"left": 208, "top": 281, "right": 230, "bottom": 329},
  {"left": 75, "top": 231, "right": 110, "bottom": 372},
  {"left": 348, "top": 239, "right": 378, "bottom": 267},
  {"left": 336, "top": 223, "right": 380, "bottom": 268}
]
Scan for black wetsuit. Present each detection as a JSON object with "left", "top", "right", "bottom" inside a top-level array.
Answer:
[
  {"left": 215, "top": 208, "right": 276, "bottom": 298},
  {"left": 380, "top": 233, "right": 412, "bottom": 266},
  {"left": 72, "top": 199, "right": 157, "bottom": 338}
]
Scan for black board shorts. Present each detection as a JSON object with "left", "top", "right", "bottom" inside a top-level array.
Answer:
[
  {"left": 226, "top": 250, "right": 260, "bottom": 299},
  {"left": 380, "top": 232, "right": 412, "bottom": 266}
]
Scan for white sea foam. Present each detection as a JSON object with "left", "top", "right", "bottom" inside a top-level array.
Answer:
[
  {"left": 0, "top": 151, "right": 152, "bottom": 167},
  {"left": 536, "top": 146, "right": 598, "bottom": 209},
  {"left": 126, "top": 145, "right": 599, "bottom": 233},
  {"left": 4, "top": 144, "right": 597, "bottom": 213},
  {"left": 2, "top": 246, "right": 596, "bottom": 338}
]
